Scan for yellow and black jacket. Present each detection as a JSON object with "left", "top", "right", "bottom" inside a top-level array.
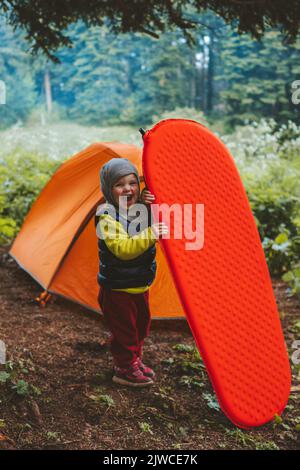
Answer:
[{"left": 95, "top": 204, "right": 157, "bottom": 294}]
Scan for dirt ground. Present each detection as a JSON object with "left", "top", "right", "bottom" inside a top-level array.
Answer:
[{"left": 0, "top": 246, "right": 299, "bottom": 450}]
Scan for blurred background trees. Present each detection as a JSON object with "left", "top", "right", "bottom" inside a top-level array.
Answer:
[{"left": 1, "top": 14, "right": 300, "bottom": 130}]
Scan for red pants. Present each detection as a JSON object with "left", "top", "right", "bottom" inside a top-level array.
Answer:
[{"left": 98, "top": 287, "right": 152, "bottom": 367}]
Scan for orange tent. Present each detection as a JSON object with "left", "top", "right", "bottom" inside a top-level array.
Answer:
[{"left": 9, "top": 142, "right": 184, "bottom": 319}]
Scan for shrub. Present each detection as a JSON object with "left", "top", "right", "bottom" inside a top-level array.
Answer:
[{"left": 0, "top": 149, "right": 59, "bottom": 244}]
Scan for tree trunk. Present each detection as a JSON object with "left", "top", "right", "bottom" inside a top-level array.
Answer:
[
  {"left": 189, "top": 51, "right": 196, "bottom": 108},
  {"left": 44, "top": 66, "right": 52, "bottom": 114},
  {"left": 207, "top": 31, "right": 214, "bottom": 114},
  {"left": 199, "top": 63, "right": 206, "bottom": 111}
]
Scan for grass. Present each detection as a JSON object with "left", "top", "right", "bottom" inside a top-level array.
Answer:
[
  {"left": 139, "top": 422, "right": 154, "bottom": 435},
  {"left": 88, "top": 388, "right": 115, "bottom": 408},
  {"left": 0, "top": 122, "right": 143, "bottom": 162}
]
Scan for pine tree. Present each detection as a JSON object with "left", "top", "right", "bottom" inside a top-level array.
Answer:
[
  {"left": 0, "top": 19, "right": 36, "bottom": 128},
  {"left": 217, "top": 30, "right": 300, "bottom": 126}
]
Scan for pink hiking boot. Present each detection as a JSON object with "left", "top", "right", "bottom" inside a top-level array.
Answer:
[
  {"left": 113, "top": 360, "right": 154, "bottom": 387},
  {"left": 136, "top": 357, "right": 156, "bottom": 379}
]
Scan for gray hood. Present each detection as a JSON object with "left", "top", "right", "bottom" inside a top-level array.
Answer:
[{"left": 100, "top": 157, "right": 140, "bottom": 207}]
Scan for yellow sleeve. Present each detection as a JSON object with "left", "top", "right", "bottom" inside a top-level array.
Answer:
[
  {"left": 112, "top": 286, "right": 150, "bottom": 294},
  {"left": 98, "top": 214, "right": 156, "bottom": 261}
]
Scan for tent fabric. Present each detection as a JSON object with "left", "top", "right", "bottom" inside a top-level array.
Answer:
[{"left": 9, "top": 142, "right": 184, "bottom": 319}]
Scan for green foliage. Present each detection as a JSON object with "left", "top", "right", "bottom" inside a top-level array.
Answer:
[
  {"left": 98, "top": 394, "right": 115, "bottom": 408},
  {"left": 89, "top": 389, "right": 115, "bottom": 408},
  {"left": 2, "top": 0, "right": 300, "bottom": 63},
  {"left": 128, "top": 32, "right": 198, "bottom": 125},
  {"left": 202, "top": 393, "right": 220, "bottom": 412},
  {"left": 0, "top": 122, "right": 142, "bottom": 160},
  {"left": 218, "top": 31, "right": 300, "bottom": 127},
  {"left": 282, "top": 267, "right": 300, "bottom": 298},
  {"left": 273, "top": 414, "right": 283, "bottom": 428},
  {"left": 180, "top": 359, "right": 204, "bottom": 374},
  {"left": 1, "top": 16, "right": 300, "bottom": 128},
  {"left": 152, "top": 387, "right": 176, "bottom": 410},
  {"left": 226, "top": 431, "right": 280, "bottom": 451},
  {"left": 173, "top": 344, "right": 205, "bottom": 377},
  {"left": 26, "top": 104, "right": 67, "bottom": 127},
  {"left": 0, "top": 217, "right": 16, "bottom": 245},
  {"left": 139, "top": 422, "right": 154, "bottom": 435},
  {"left": 223, "top": 119, "right": 300, "bottom": 280},
  {"left": 249, "top": 193, "right": 298, "bottom": 240},
  {"left": 38, "top": 24, "right": 203, "bottom": 126},
  {"left": 0, "top": 371, "right": 10, "bottom": 383},
  {"left": 225, "top": 428, "right": 257, "bottom": 447},
  {"left": 171, "top": 343, "right": 206, "bottom": 392},
  {"left": 262, "top": 232, "right": 300, "bottom": 277},
  {"left": 46, "top": 431, "right": 61, "bottom": 441},
  {"left": 0, "top": 150, "right": 59, "bottom": 244},
  {"left": 179, "top": 375, "right": 204, "bottom": 389},
  {"left": 0, "top": 18, "right": 36, "bottom": 129},
  {"left": 172, "top": 344, "right": 195, "bottom": 353},
  {"left": 153, "top": 108, "right": 209, "bottom": 127},
  {"left": 0, "top": 358, "right": 40, "bottom": 399},
  {"left": 12, "top": 379, "right": 30, "bottom": 396},
  {"left": 255, "top": 441, "right": 280, "bottom": 450}
]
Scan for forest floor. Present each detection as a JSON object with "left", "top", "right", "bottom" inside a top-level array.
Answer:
[{"left": 0, "top": 246, "right": 299, "bottom": 451}]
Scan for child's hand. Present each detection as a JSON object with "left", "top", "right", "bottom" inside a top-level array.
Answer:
[
  {"left": 151, "top": 222, "right": 169, "bottom": 239},
  {"left": 141, "top": 189, "right": 155, "bottom": 205}
]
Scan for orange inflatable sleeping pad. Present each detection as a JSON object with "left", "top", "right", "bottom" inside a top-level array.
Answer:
[{"left": 142, "top": 119, "right": 291, "bottom": 428}]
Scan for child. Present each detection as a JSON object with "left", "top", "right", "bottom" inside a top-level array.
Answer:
[{"left": 95, "top": 158, "right": 168, "bottom": 387}]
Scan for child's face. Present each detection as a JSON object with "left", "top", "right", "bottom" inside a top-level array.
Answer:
[{"left": 112, "top": 173, "right": 139, "bottom": 210}]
